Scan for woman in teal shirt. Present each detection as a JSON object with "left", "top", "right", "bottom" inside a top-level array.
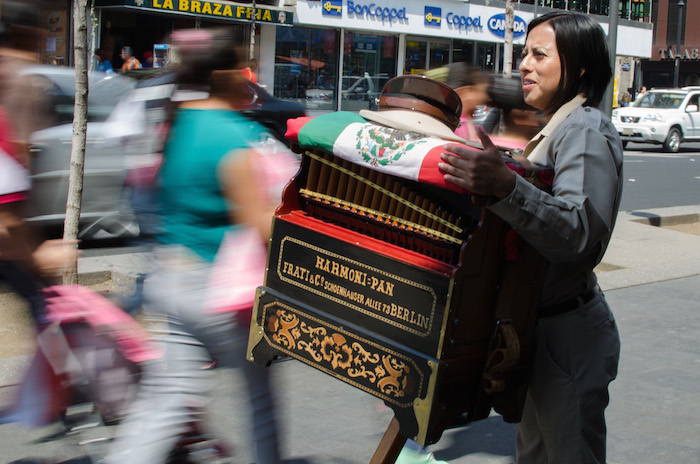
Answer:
[{"left": 106, "top": 29, "right": 287, "bottom": 464}]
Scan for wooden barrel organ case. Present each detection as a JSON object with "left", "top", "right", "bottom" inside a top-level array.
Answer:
[{"left": 247, "top": 141, "right": 551, "bottom": 447}]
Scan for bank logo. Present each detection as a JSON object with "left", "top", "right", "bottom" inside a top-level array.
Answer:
[
  {"left": 322, "top": 0, "right": 342, "bottom": 16},
  {"left": 487, "top": 13, "right": 527, "bottom": 39},
  {"left": 425, "top": 7, "right": 441, "bottom": 27}
]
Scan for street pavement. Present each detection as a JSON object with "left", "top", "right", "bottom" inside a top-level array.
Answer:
[{"left": 0, "top": 205, "right": 699, "bottom": 464}]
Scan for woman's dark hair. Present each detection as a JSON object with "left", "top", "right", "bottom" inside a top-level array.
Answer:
[
  {"left": 171, "top": 28, "right": 242, "bottom": 90},
  {"left": 526, "top": 12, "right": 612, "bottom": 113},
  {"left": 95, "top": 49, "right": 110, "bottom": 62}
]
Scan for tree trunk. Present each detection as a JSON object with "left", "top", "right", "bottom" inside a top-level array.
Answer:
[
  {"left": 503, "top": 0, "right": 515, "bottom": 79},
  {"left": 89, "top": 5, "right": 97, "bottom": 71},
  {"left": 62, "top": 0, "right": 90, "bottom": 285}
]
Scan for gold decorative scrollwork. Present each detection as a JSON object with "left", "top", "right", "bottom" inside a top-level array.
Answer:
[
  {"left": 270, "top": 310, "right": 301, "bottom": 350},
  {"left": 268, "top": 309, "right": 418, "bottom": 399}
]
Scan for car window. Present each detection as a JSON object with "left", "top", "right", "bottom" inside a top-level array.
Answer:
[
  {"left": 24, "top": 69, "right": 137, "bottom": 126},
  {"left": 32, "top": 74, "right": 74, "bottom": 127},
  {"left": 688, "top": 94, "right": 700, "bottom": 111},
  {"left": 89, "top": 74, "right": 137, "bottom": 122},
  {"left": 634, "top": 92, "right": 685, "bottom": 109}
]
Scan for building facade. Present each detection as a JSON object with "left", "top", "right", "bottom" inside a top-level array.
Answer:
[
  {"left": 642, "top": 0, "right": 699, "bottom": 88},
  {"left": 273, "top": 0, "right": 652, "bottom": 112},
  {"left": 2, "top": 0, "right": 656, "bottom": 112},
  {"left": 0, "top": 0, "right": 73, "bottom": 65}
]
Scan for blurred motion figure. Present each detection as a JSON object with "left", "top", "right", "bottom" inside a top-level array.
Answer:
[
  {"left": 0, "top": 1, "right": 75, "bottom": 322},
  {"left": 104, "top": 28, "right": 294, "bottom": 464}
]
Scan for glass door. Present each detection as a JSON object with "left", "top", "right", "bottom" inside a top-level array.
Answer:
[
  {"left": 404, "top": 38, "right": 451, "bottom": 74},
  {"left": 341, "top": 32, "right": 397, "bottom": 112}
]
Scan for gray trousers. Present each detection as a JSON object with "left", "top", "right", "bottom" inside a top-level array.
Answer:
[
  {"left": 106, "top": 246, "right": 280, "bottom": 464},
  {"left": 516, "top": 293, "right": 620, "bottom": 464}
]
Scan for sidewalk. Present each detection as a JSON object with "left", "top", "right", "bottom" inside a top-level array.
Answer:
[{"left": 0, "top": 205, "right": 699, "bottom": 463}]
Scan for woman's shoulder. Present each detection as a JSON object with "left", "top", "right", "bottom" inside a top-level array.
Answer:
[
  {"left": 566, "top": 105, "right": 609, "bottom": 126},
  {"left": 552, "top": 105, "right": 615, "bottom": 139},
  {"left": 551, "top": 105, "right": 621, "bottom": 153}
]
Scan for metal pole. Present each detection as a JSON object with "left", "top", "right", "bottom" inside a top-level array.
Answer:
[
  {"left": 673, "top": 0, "right": 684, "bottom": 88},
  {"left": 250, "top": 0, "right": 256, "bottom": 61},
  {"left": 603, "top": 0, "right": 620, "bottom": 116}
]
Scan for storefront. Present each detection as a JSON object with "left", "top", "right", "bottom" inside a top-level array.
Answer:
[
  {"left": 5, "top": 0, "right": 73, "bottom": 65},
  {"left": 92, "top": 0, "right": 293, "bottom": 72},
  {"left": 277, "top": 0, "right": 655, "bottom": 112},
  {"left": 641, "top": 47, "right": 700, "bottom": 89}
]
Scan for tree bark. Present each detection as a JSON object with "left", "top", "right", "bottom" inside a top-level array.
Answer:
[
  {"left": 62, "top": 0, "right": 90, "bottom": 284},
  {"left": 503, "top": 0, "right": 515, "bottom": 79}
]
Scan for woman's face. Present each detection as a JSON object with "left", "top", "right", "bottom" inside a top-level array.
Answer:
[{"left": 519, "top": 23, "right": 562, "bottom": 113}]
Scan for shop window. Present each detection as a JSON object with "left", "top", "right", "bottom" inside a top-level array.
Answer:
[
  {"left": 274, "top": 27, "right": 339, "bottom": 111},
  {"left": 41, "top": 9, "right": 69, "bottom": 65},
  {"left": 405, "top": 40, "right": 428, "bottom": 75},
  {"left": 589, "top": 0, "right": 609, "bottom": 16},
  {"left": 629, "top": 0, "right": 649, "bottom": 21},
  {"left": 341, "top": 33, "right": 397, "bottom": 112},
  {"left": 568, "top": 0, "right": 588, "bottom": 13},
  {"left": 453, "top": 40, "right": 476, "bottom": 66}
]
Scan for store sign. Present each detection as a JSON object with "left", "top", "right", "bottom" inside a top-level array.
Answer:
[
  {"left": 487, "top": 13, "right": 526, "bottom": 39},
  {"left": 322, "top": 0, "right": 342, "bottom": 16},
  {"left": 424, "top": 6, "right": 441, "bottom": 27},
  {"left": 445, "top": 12, "right": 482, "bottom": 30},
  {"left": 346, "top": 1, "right": 407, "bottom": 22},
  {"left": 659, "top": 48, "right": 700, "bottom": 60},
  {"left": 94, "top": 0, "right": 294, "bottom": 25}
]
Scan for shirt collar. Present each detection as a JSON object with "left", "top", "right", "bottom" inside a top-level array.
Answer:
[
  {"left": 524, "top": 95, "right": 587, "bottom": 161},
  {"left": 533, "top": 94, "right": 587, "bottom": 139}
]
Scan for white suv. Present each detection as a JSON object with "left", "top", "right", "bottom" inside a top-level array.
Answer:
[{"left": 612, "top": 86, "right": 700, "bottom": 152}]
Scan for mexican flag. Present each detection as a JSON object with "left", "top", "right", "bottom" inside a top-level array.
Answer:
[{"left": 286, "top": 112, "right": 466, "bottom": 193}]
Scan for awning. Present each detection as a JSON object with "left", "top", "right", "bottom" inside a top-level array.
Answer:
[{"left": 94, "top": 0, "right": 294, "bottom": 26}]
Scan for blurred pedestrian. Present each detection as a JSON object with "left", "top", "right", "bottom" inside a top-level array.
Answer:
[
  {"left": 440, "top": 11, "right": 621, "bottom": 464},
  {"left": 0, "top": 1, "right": 76, "bottom": 323},
  {"left": 141, "top": 50, "right": 154, "bottom": 68},
  {"left": 120, "top": 46, "right": 142, "bottom": 71},
  {"left": 620, "top": 88, "right": 632, "bottom": 107},
  {"left": 445, "top": 64, "right": 491, "bottom": 142},
  {"left": 242, "top": 58, "right": 258, "bottom": 83},
  {"left": 0, "top": 0, "right": 54, "bottom": 167},
  {"left": 95, "top": 48, "right": 113, "bottom": 74},
  {"left": 104, "top": 28, "right": 295, "bottom": 464}
]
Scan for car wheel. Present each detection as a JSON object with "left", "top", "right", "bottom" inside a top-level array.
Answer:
[{"left": 663, "top": 128, "right": 681, "bottom": 153}]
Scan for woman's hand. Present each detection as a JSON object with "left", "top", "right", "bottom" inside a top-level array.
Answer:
[
  {"left": 32, "top": 239, "right": 79, "bottom": 279},
  {"left": 439, "top": 126, "right": 517, "bottom": 199}
]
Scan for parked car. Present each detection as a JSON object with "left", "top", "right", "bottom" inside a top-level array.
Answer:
[
  {"left": 612, "top": 86, "right": 700, "bottom": 152},
  {"left": 24, "top": 66, "right": 305, "bottom": 241},
  {"left": 24, "top": 66, "right": 139, "bottom": 240},
  {"left": 239, "top": 80, "right": 307, "bottom": 143},
  {"left": 126, "top": 69, "right": 306, "bottom": 145}
]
